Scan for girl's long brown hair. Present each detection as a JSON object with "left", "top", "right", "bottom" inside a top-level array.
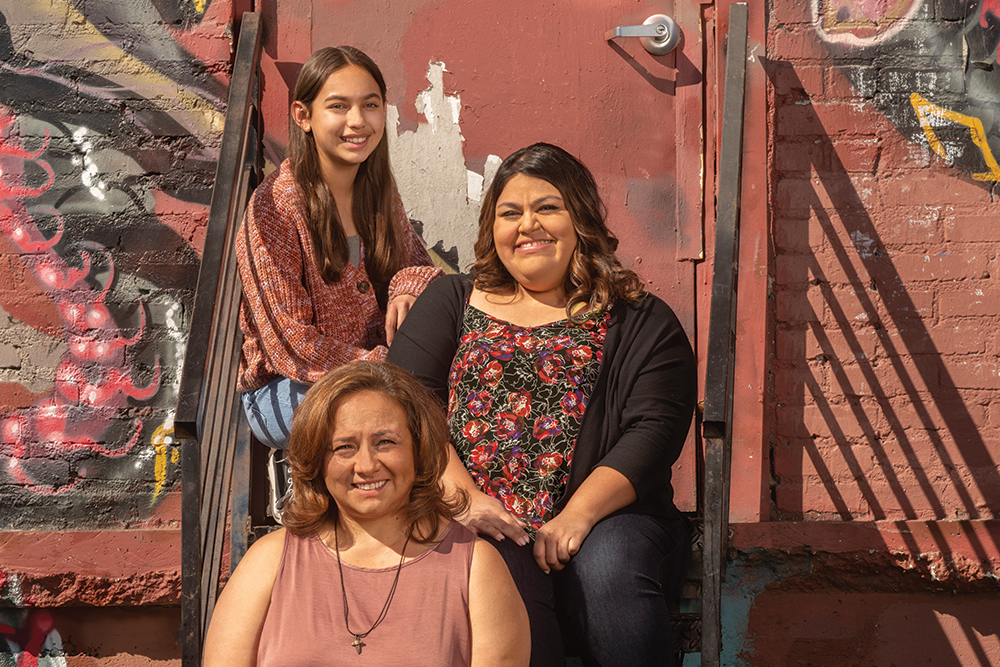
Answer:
[
  {"left": 289, "top": 46, "right": 404, "bottom": 305},
  {"left": 472, "top": 143, "right": 644, "bottom": 318},
  {"left": 281, "top": 360, "right": 467, "bottom": 543}
]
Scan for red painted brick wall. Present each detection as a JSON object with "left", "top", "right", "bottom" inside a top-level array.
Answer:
[{"left": 767, "top": 0, "right": 1000, "bottom": 523}]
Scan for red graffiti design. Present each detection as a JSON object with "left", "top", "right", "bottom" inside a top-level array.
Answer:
[
  {"left": 1, "top": 570, "right": 66, "bottom": 666},
  {"left": 981, "top": 0, "right": 1000, "bottom": 60},
  {"left": 0, "top": 112, "right": 160, "bottom": 495},
  {"left": 982, "top": 0, "right": 1000, "bottom": 27}
]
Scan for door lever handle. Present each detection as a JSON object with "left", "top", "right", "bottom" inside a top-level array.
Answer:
[{"left": 605, "top": 14, "right": 681, "bottom": 55}]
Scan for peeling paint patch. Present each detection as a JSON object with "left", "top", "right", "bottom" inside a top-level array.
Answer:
[
  {"left": 850, "top": 230, "right": 876, "bottom": 258},
  {"left": 389, "top": 62, "right": 500, "bottom": 270}
]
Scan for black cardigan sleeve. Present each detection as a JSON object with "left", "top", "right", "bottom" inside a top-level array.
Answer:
[
  {"left": 595, "top": 296, "right": 697, "bottom": 501},
  {"left": 560, "top": 294, "right": 696, "bottom": 516},
  {"left": 386, "top": 274, "right": 471, "bottom": 405}
]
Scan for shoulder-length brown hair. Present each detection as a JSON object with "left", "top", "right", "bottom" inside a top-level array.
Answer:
[
  {"left": 281, "top": 360, "right": 466, "bottom": 543},
  {"left": 289, "top": 46, "right": 404, "bottom": 305},
  {"left": 472, "top": 142, "right": 644, "bottom": 318}
]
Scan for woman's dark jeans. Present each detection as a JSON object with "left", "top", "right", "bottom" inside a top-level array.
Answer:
[{"left": 487, "top": 512, "right": 690, "bottom": 667}]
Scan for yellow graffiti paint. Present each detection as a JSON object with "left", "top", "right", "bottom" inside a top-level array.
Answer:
[
  {"left": 911, "top": 92, "right": 1000, "bottom": 182},
  {"left": 193, "top": 0, "right": 207, "bottom": 13},
  {"left": 151, "top": 421, "right": 178, "bottom": 505}
]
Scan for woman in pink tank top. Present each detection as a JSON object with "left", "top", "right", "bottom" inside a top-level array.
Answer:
[{"left": 204, "top": 361, "right": 529, "bottom": 666}]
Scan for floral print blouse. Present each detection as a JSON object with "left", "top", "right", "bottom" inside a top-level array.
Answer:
[{"left": 448, "top": 304, "right": 609, "bottom": 533}]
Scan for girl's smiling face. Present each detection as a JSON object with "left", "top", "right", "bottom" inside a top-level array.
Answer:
[
  {"left": 292, "top": 64, "right": 386, "bottom": 176},
  {"left": 492, "top": 174, "right": 579, "bottom": 298}
]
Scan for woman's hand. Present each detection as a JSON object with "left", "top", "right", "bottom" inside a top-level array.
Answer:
[
  {"left": 460, "top": 488, "right": 531, "bottom": 546},
  {"left": 531, "top": 466, "right": 637, "bottom": 574},
  {"left": 385, "top": 294, "right": 417, "bottom": 345},
  {"left": 532, "top": 508, "right": 594, "bottom": 574},
  {"left": 441, "top": 443, "right": 530, "bottom": 545}
]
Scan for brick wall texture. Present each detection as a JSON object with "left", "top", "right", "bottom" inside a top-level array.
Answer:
[
  {"left": 0, "top": 0, "right": 232, "bottom": 530},
  {"left": 768, "top": 0, "right": 1000, "bottom": 522}
]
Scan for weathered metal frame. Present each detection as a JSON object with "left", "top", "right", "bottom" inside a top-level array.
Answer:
[
  {"left": 700, "top": 4, "right": 748, "bottom": 666},
  {"left": 176, "top": 12, "right": 263, "bottom": 666}
]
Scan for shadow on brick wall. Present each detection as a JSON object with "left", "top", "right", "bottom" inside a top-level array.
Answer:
[{"left": 766, "top": 63, "right": 1000, "bottom": 571}]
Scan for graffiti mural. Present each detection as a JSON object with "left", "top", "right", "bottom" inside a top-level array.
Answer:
[
  {"left": 0, "top": 570, "right": 67, "bottom": 667},
  {"left": 0, "top": 118, "right": 161, "bottom": 495},
  {"left": 813, "top": 0, "right": 926, "bottom": 46},
  {"left": 814, "top": 0, "right": 1000, "bottom": 183},
  {"left": 0, "top": 0, "right": 229, "bottom": 527}
]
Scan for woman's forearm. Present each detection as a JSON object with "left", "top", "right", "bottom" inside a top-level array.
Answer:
[
  {"left": 532, "top": 466, "right": 637, "bottom": 573},
  {"left": 560, "top": 465, "right": 636, "bottom": 528}
]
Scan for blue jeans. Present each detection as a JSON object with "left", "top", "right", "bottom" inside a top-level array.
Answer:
[
  {"left": 240, "top": 376, "right": 310, "bottom": 450},
  {"left": 487, "top": 512, "right": 689, "bottom": 667}
]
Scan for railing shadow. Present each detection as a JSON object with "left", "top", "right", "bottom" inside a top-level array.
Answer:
[{"left": 766, "top": 62, "right": 999, "bottom": 596}]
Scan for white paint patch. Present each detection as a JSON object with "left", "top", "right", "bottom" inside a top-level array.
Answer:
[
  {"left": 388, "top": 61, "right": 501, "bottom": 269},
  {"left": 164, "top": 300, "right": 187, "bottom": 377},
  {"left": 852, "top": 70, "right": 877, "bottom": 99},
  {"left": 467, "top": 170, "right": 484, "bottom": 203},
  {"left": 161, "top": 410, "right": 176, "bottom": 446},
  {"left": 483, "top": 154, "right": 502, "bottom": 192},
  {"left": 850, "top": 230, "right": 876, "bottom": 258},
  {"left": 39, "top": 629, "right": 68, "bottom": 667},
  {"left": 909, "top": 208, "right": 937, "bottom": 228},
  {"left": 134, "top": 442, "right": 156, "bottom": 469},
  {"left": 71, "top": 127, "right": 108, "bottom": 201},
  {"left": 5, "top": 572, "right": 24, "bottom": 606}
]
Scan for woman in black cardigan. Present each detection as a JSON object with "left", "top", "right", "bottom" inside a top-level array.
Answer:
[{"left": 388, "top": 143, "right": 696, "bottom": 667}]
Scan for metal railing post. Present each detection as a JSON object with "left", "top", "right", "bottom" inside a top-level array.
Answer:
[
  {"left": 176, "top": 12, "right": 263, "bottom": 665},
  {"left": 700, "top": 4, "right": 748, "bottom": 666}
]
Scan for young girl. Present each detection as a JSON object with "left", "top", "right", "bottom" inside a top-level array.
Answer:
[{"left": 236, "top": 46, "right": 441, "bottom": 452}]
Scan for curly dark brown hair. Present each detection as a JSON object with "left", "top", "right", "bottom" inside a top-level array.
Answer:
[
  {"left": 281, "top": 360, "right": 467, "bottom": 543},
  {"left": 472, "top": 142, "right": 644, "bottom": 318}
]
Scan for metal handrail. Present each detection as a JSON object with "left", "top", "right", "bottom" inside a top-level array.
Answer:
[
  {"left": 700, "top": 4, "right": 748, "bottom": 666},
  {"left": 176, "top": 12, "right": 263, "bottom": 666}
]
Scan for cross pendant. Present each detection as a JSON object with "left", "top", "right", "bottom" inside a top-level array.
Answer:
[{"left": 352, "top": 636, "right": 365, "bottom": 654}]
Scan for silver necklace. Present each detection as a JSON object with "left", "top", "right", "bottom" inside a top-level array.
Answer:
[{"left": 334, "top": 527, "right": 411, "bottom": 655}]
